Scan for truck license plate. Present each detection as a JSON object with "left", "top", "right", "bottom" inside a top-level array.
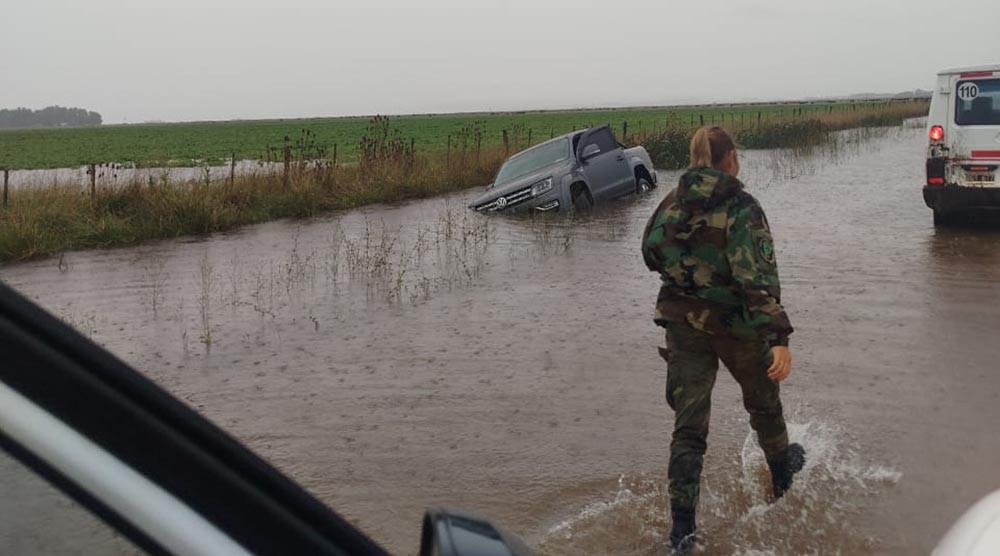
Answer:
[{"left": 966, "top": 171, "right": 996, "bottom": 185}]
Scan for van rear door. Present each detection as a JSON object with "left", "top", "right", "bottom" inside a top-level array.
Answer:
[{"left": 949, "top": 71, "right": 1000, "bottom": 186}]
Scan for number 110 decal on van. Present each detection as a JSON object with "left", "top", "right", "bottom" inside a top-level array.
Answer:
[{"left": 924, "top": 64, "right": 1000, "bottom": 226}]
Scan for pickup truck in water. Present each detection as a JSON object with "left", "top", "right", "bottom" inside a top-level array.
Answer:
[{"left": 469, "top": 125, "right": 657, "bottom": 213}]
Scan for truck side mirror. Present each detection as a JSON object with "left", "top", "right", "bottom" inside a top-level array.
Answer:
[
  {"left": 419, "top": 507, "right": 533, "bottom": 556},
  {"left": 580, "top": 144, "right": 601, "bottom": 161}
]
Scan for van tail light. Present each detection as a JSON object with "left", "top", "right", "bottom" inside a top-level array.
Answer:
[
  {"left": 929, "top": 126, "right": 944, "bottom": 142},
  {"left": 927, "top": 158, "right": 946, "bottom": 186}
]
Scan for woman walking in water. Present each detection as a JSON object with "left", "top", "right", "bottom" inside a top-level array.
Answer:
[{"left": 641, "top": 126, "right": 805, "bottom": 552}]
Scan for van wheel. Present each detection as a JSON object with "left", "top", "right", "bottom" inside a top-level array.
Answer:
[
  {"left": 636, "top": 176, "right": 652, "bottom": 194},
  {"left": 571, "top": 185, "right": 593, "bottom": 212}
]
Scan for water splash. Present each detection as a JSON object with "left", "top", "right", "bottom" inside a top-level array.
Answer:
[
  {"left": 537, "top": 421, "right": 901, "bottom": 555},
  {"left": 546, "top": 474, "right": 662, "bottom": 538}
]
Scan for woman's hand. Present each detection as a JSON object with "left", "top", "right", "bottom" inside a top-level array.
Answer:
[{"left": 767, "top": 346, "right": 792, "bottom": 382}]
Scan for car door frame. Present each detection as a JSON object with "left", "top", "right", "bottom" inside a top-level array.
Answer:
[
  {"left": 575, "top": 126, "right": 634, "bottom": 200},
  {"left": 0, "top": 280, "right": 391, "bottom": 556}
]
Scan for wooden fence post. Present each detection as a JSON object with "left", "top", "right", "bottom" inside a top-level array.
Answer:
[
  {"left": 282, "top": 144, "right": 291, "bottom": 188},
  {"left": 527, "top": 128, "right": 532, "bottom": 144},
  {"left": 446, "top": 135, "right": 450, "bottom": 167},
  {"left": 88, "top": 164, "right": 96, "bottom": 204},
  {"left": 622, "top": 121, "right": 628, "bottom": 141},
  {"left": 230, "top": 152, "right": 236, "bottom": 185},
  {"left": 2, "top": 168, "right": 8, "bottom": 209},
  {"left": 502, "top": 129, "right": 509, "bottom": 155},
  {"left": 699, "top": 115, "right": 704, "bottom": 126},
  {"left": 332, "top": 144, "right": 338, "bottom": 167}
]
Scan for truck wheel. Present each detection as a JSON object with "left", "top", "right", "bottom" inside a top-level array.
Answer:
[
  {"left": 571, "top": 185, "right": 593, "bottom": 212},
  {"left": 636, "top": 176, "right": 652, "bottom": 194}
]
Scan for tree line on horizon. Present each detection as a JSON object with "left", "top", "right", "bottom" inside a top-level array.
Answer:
[{"left": 0, "top": 106, "right": 102, "bottom": 129}]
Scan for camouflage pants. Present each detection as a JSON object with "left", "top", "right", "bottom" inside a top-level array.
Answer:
[{"left": 662, "top": 322, "right": 789, "bottom": 514}]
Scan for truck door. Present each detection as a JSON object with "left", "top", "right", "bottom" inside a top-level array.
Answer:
[
  {"left": 950, "top": 73, "right": 1000, "bottom": 187},
  {"left": 576, "top": 126, "right": 633, "bottom": 200}
]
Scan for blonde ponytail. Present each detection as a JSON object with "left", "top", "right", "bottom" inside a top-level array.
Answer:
[
  {"left": 689, "top": 127, "right": 713, "bottom": 168},
  {"left": 688, "top": 126, "right": 736, "bottom": 169}
]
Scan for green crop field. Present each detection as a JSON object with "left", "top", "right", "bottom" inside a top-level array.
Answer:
[{"left": 0, "top": 101, "right": 913, "bottom": 170}]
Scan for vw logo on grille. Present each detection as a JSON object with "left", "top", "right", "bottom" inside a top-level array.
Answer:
[{"left": 495, "top": 196, "right": 508, "bottom": 209}]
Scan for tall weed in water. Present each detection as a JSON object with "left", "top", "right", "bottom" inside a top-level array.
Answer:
[{"left": 197, "top": 253, "right": 214, "bottom": 348}]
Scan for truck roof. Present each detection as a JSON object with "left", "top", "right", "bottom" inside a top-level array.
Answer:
[{"left": 938, "top": 64, "right": 1000, "bottom": 76}]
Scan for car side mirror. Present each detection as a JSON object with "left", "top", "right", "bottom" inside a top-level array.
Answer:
[
  {"left": 580, "top": 144, "right": 601, "bottom": 161},
  {"left": 419, "top": 507, "right": 533, "bottom": 556}
]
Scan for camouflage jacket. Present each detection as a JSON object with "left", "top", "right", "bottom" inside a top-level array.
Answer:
[{"left": 641, "top": 167, "right": 793, "bottom": 347}]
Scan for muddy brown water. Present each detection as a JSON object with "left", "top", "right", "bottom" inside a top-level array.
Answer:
[{"left": 3, "top": 125, "right": 1000, "bottom": 555}]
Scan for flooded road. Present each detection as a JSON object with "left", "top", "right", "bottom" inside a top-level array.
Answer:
[{"left": 3, "top": 125, "right": 1000, "bottom": 555}]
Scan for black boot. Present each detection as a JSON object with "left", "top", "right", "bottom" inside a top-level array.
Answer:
[
  {"left": 769, "top": 442, "right": 806, "bottom": 499},
  {"left": 669, "top": 508, "right": 697, "bottom": 553}
]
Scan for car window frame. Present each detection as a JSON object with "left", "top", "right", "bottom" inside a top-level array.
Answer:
[{"left": 0, "top": 280, "right": 390, "bottom": 556}]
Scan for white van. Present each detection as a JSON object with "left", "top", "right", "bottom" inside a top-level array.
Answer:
[{"left": 924, "top": 64, "right": 1000, "bottom": 225}]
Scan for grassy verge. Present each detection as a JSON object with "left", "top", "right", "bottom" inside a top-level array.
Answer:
[{"left": 638, "top": 100, "right": 928, "bottom": 168}]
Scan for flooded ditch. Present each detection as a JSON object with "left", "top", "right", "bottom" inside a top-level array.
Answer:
[
  {"left": 3, "top": 123, "right": 1000, "bottom": 554},
  {"left": 1, "top": 160, "right": 285, "bottom": 191}
]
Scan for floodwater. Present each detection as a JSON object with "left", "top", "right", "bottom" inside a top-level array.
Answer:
[
  {"left": 3, "top": 124, "right": 1000, "bottom": 555},
  {"left": 2, "top": 160, "right": 277, "bottom": 190}
]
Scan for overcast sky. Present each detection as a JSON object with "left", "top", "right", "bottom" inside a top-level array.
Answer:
[{"left": 2, "top": 0, "right": 998, "bottom": 124}]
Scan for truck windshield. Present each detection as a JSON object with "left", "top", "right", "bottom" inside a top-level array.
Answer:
[
  {"left": 956, "top": 79, "right": 1000, "bottom": 125},
  {"left": 494, "top": 138, "right": 569, "bottom": 185}
]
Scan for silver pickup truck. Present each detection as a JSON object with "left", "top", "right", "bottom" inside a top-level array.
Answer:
[{"left": 469, "top": 125, "right": 657, "bottom": 213}]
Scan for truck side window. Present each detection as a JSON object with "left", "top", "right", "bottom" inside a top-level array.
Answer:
[
  {"left": 582, "top": 128, "right": 618, "bottom": 155},
  {"left": 955, "top": 79, "right": 1000, "bottom": 126}
]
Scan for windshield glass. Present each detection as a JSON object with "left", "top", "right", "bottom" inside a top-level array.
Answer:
[
  {"left": 494, "top": 138, "right": 569, "bottom": 184},
  {"left": 956, "top": 79, "right": 1000, "bottom": 125}
]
